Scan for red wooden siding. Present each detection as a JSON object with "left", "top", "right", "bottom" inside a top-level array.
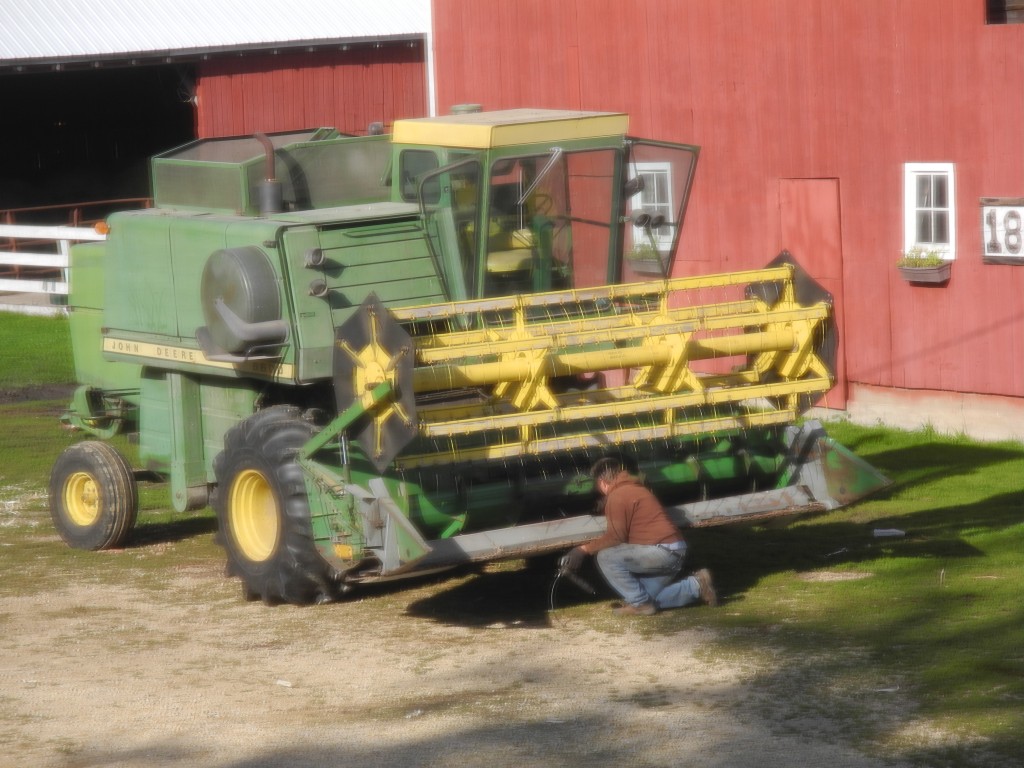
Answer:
[
  {"left": 194, "top": 43, "right": 426, "bottom": 138},
  {"left": 432, "top": 0, "right": 1024, "bottom": 401}
]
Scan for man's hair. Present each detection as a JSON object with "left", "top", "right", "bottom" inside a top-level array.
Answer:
[{"left": 590, "top": 457, "right": 626, "bottom": 484}]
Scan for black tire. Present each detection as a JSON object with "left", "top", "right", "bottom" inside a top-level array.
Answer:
[
  {"left": 49, "top": 441, "right": 138, "bottom": 550},
  {"left": 212, "top": 406, "right": 335, "bottom": 605}
]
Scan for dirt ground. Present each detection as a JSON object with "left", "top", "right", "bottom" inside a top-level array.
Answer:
[{"left": 0, "top": 532, "right": 923, "bottom": 768}]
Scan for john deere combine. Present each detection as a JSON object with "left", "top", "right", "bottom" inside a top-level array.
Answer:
[{"left": 50, "top": 109, "right": 887, "bottom": 603}]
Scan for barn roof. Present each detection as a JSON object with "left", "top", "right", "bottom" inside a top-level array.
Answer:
[{"left": 0, "top": 0, "right": 431, "bottom": 69}]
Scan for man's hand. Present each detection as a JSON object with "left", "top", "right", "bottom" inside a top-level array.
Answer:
[{"left": 560, "top": 546, "right": 587, "bottom": 573}]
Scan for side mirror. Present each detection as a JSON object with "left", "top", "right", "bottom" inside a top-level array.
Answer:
[
  {"left": 623, "top": 176, "right": 646, "bottom": 197},
  {"left": 630, "top": 210, "right": 652, "bottom": 228}
]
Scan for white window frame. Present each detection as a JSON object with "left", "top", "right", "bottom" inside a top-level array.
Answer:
[
  {"left": 903, "top": 162, "right": 956, "bottom": 260},
  {"left": 630, "top": 162, "right": 674, "bottom": 254}
]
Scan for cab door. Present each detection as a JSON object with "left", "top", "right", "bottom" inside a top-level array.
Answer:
[{"left": 622, "top": 139, "right": 700, "bottom": 280}]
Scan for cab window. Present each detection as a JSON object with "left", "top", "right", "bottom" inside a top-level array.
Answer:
[{"left": 399, "top": 150, "right": 440, "bottom": 202}]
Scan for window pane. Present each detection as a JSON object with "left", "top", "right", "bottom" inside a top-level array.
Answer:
[
  {"left": 933, "top": 175, "right": 948, "bottom": 208},
  {"left": 655, "top": 171, "right": 669, "bottom": 203},
  {"left": 639, "top": 172, "right": 656, "bottom": 204},
  {"left": 631, "top": 164, "right": 674, "bottom": 253},
  {"left": 916, "top": 210, "right": 932, "bottom": 242},
  {"left": 934, "top": 211, "right": 949, "bottom": 244},
  {"left": 400, "top": 150, "right": 439, "bottom": 202},
  {"left": 916, "top": 175, "right": 932, "bottom": 207}
]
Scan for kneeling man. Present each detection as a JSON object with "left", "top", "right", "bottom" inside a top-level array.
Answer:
[{"left": 563, "top": 458, "right": 718, "bottom": 616}]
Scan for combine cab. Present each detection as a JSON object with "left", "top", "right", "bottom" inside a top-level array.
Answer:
[{"left": 50, "top": 109, "right": 888, "bottom": 603}]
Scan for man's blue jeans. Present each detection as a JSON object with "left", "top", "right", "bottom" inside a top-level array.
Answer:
[{"left": 595, "top": 543, "right": 701, "bottom": 609}]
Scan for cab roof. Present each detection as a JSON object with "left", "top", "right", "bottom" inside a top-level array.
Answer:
[{"left": 392, "top": 108, "right": 629, "bottom": 150}]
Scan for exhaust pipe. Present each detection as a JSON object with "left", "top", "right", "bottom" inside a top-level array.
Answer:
[{"left": 254, "top": 132, "right": 283, "bottom": 216}]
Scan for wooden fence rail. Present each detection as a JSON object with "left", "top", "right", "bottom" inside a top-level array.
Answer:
[{"left": 0, "top": 224, "right": 107, "bottom": 316}]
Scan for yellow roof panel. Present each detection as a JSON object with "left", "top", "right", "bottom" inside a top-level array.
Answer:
[{"left": 392, "top": 109, "right": 629, "bottom": 149}]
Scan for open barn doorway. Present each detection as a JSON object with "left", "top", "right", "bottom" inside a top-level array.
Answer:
[{"left": 0, "top": 65, "right": 195, "bottom": 216}]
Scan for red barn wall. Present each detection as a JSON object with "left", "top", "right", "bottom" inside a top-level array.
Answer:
[
  {"left": 194, "top": 42, "right": 426, "bottom": 138},
  {"left": 432, "top": 0, "right": 1024, "bottom": 404}
]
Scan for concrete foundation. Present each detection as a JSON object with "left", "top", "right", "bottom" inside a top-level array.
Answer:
[{"left": 810, "top": 383, "right": 1024, "bottom": 444}]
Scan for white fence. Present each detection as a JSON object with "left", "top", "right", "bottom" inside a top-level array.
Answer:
[{"left": 0, "top": 224, "right": 106, "bottom": 316}]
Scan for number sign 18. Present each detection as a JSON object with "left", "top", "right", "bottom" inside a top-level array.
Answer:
[{"left": 983, "top": 203, "right": 1024, "bottom": 258}]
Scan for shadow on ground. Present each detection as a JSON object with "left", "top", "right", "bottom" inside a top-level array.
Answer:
[{"left": 404, "top": 558, "right": 608, "bottom": 629}]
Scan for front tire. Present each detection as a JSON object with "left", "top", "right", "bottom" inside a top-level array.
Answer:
[
  {"left": 213, "top": 406, "right": 334, "bottom": 605},
  {"left": 49, "top": 441, "right": 138, "bottom": 550}
]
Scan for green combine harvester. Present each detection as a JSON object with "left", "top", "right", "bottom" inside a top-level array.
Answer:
[{"left": 50, "top": 108, "right": 887, "bottom": 603}]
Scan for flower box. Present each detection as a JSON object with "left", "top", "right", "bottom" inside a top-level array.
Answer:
[{"left": 898, "top": 262, "right": 951, "bottom": 285}]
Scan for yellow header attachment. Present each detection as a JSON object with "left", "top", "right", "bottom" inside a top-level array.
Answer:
[
  {"left": 392, "top": 108, "right": 629, "bottom": 149},
  {"left": 336, "top": 264, "right": 836, "bottom": 471}
]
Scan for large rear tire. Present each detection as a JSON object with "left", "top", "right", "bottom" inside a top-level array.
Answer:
[
  {"left": 212, "top": 406, "right": 335, "bottom": 605},
  {"left": 49, "top": 441, "right": 138, "bottom": 550}
]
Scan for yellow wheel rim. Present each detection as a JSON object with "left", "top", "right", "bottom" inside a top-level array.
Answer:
[
  {"left": 228, "top": 469, "right": 280, "bottom": 562},
  {"left": 64, "top": 471, "right": 100, "bottom": 527}
]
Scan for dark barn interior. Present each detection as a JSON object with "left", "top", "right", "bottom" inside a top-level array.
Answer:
[{"left": 0, "top": 65, "right": 195, "bottom": 214}]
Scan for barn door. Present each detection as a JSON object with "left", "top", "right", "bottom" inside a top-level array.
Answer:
[{"left": 779, "top": 178, "right": 847, "bottom": 408}]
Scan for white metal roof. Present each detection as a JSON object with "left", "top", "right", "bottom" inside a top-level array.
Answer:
[{"left": 0, "top": 0, "right": 431, "bottom": 66}]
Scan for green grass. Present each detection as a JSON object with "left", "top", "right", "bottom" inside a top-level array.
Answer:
[
  {"left": 0, "top": 400, "right": 76, "bottom": 486},
  {"left": 0, "top": 313, "right": 74, "bottom": 388},
  {"left": 0, "top": 402, "right": 219, "bottom": 596}
]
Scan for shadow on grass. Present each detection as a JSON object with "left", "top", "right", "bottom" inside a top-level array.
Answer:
[
  {"left": 127, "top": 515, "right": 218, "bottom": 547},
  {"left": 695, "top": 488, "right": 1021, "bottom": 603},
  {"left": 686, "top": 427, "right": 1024, "bottom": 601},
  {"left": 404, "top": 434, "right": 1023, "bottom": 630},
  {"left": 402, "top": 479, "right": 1018, "bottom": 630},
  {"left": 834, "top": 431, "right": 1023, "bottom": 496},
  {"left": 725, "top": 544, "right": 1024, "bottom": 768},
  {"left": 696, "top": 433, "right": 1024, "bottom": 767}
]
